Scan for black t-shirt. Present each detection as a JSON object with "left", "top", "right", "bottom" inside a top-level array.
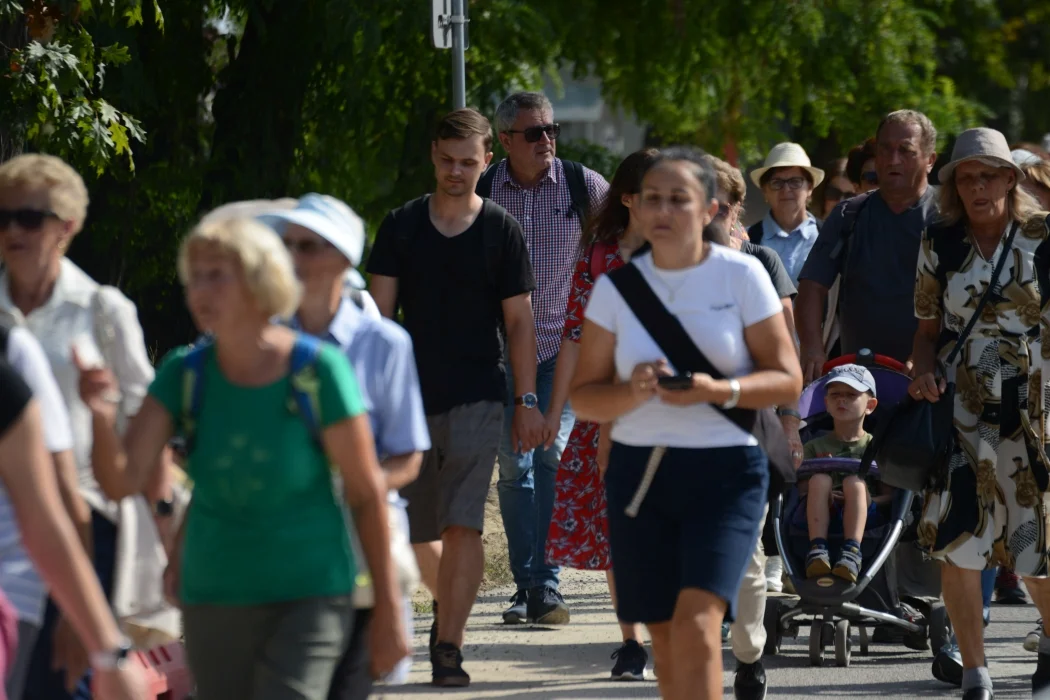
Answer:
[
  {"left": 740, "top": 241, "right": 796, "bottom": 299},
  {"left": 367, "top": 197, "right": 537, "bottom": 415},
  {"left": 0, "top": 357, "right": 31, "bottom": 441}
]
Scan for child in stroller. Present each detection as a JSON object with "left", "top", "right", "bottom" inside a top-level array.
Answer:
[
  {"left": 763, "top": 350, "right": 952, "bottom": 667},
  {"left": 799, "top": 364, "right": 894, "bottom": 583}
]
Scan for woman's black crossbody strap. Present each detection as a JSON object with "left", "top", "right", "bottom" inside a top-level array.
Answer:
[{"left": 944, "top": 221, "right": 1019, "bottom": 366}]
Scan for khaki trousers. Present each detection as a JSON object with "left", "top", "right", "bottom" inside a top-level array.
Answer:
[{"left": 731, "top": 505, "right": 769, "bottom": 664}]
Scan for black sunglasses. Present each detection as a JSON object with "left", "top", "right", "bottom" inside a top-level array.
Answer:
[
  {"left": 505, "top": 123, "right": 560, "bottom": 143},
  {"left": 861, "top": 171, "right": 878, "bottom": 185},
  {"left": 0, "top": 208, "right": 59, "bottom": 230}
]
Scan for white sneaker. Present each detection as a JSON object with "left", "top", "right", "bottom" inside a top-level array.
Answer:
[
  {"left": 1025, "top": 618, "right": 1043, "bottom": 653},
  {"left": 765, "top": 555, "right": 784, "bottom": 593}
]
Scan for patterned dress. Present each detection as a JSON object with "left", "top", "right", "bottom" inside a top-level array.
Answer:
[
  {"left": 545, "top": 241, "right": 625, "bottom": 570},
  {"left": 916, "top": 212, "right": 1050, "bottom": 575}
]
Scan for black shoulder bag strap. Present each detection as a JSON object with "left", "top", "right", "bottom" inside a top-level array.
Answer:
[
  {"left": 858, "top": 220, "right": 1020, "bottom": 479},
  {"left": 607, "top": 263, "right": 795, "bottom": 494},
  {"left": 748, "top": 220, "right": 764, "bottom": 245},
  {"left": 476, "top": 162, "right": 498, "bottom": 199}
]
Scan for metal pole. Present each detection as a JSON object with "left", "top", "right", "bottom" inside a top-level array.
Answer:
[{"left": 451, "top": 0, "right": 466, "bottom": 109}]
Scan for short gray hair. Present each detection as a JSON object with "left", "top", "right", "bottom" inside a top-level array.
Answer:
[
  {"left": 876, "top": 110, "right": 938, "bottom": 155},
  {"left": 494, "top": 92, "right": 553, "bottom": 134}
]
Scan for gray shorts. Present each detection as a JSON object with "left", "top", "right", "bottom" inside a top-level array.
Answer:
[{"left": 402, "top": 400, "right": 503, "bottom": 543}]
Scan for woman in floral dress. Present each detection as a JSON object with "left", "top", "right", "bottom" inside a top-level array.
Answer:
[
  {"left": 544, "top": 149, "right": 657, "bottom": 680},
  {"left": 910, "top": 127, "right": 1050, "bottom": 700}
]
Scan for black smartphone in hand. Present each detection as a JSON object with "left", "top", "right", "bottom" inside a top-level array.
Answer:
[{"left": 657, "top": 373, "right": 693, "bottom": 391}]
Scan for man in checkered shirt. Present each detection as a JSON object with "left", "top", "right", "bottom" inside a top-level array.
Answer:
[{"left": 485, "top": 92, "right": 610, "bottom": 626}]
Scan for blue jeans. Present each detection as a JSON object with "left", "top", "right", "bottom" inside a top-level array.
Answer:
[
  {"left": 25, "top": 511, "right": 117, "bottom": 700},
  {"left": 497, "top": 355, "right": 575, "bottom": 591}
]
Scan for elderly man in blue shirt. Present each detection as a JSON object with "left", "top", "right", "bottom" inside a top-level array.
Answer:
[{"left": 256, "top": 194, "right": 431, "bottom": 700}]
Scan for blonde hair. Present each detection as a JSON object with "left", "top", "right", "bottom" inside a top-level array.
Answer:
[
  {"left": 1022, "top": 158, "right": 1050, "bottom": 193},
  {"left": 177, "top": 217, "right": 301, "bottom": 319},
  {"left": 703, "top": 154, "right": 747, "bottom": 206},
  {"left": 0, "top": 154, "right": 89, "bottom": 228},
  {"left": 938, "top": 164, "right": 1043, "bottom": 227}
]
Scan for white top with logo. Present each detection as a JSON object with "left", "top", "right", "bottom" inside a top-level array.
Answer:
[{"left": 585, "top": 246, "right": 783, "bottom": 449}]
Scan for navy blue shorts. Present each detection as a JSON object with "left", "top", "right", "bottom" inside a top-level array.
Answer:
[{"left": 605, "top": 443, "right": 768, "bottom": 624}]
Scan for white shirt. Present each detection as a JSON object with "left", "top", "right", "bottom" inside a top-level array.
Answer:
[
  {"left": 585, "top": 247, "right": 783, "bottom": 449},
  {"left": 0, "top": 259, "right": 155, "bottom": 520},
  {"left": 0, "top": 326, "right": 75, "bottom": 624}
]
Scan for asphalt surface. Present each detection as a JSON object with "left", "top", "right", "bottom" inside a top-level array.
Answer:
[{"left": 378, "top": 569, "right": 1044, "bottom": 699}]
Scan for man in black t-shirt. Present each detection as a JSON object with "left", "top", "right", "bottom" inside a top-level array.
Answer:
[{"left": 368, "top": 108, "right": 541, "bottom": 688}]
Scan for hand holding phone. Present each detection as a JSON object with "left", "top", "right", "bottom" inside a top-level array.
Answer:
[{"left": 657, "top": 372, "right": 693, "bottom": 391}]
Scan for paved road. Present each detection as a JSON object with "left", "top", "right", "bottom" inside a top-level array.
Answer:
[{"left": 379, "top": 569, "right": 1042, "bottom": 699}]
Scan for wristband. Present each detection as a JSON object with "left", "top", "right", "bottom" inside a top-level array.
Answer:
[
  {"left": 776, "top": 407, "right": 802, "bottom": 420},
  {"left": 721, "top": 379, "right": 741, "bottom": 410},
  {"left": 90, "top": 638, "right": 132, "bottom": 671}
]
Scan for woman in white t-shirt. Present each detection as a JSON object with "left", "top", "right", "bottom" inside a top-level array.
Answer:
[{"left": 570, "top": 147, "right": 802, "bottom": 699}]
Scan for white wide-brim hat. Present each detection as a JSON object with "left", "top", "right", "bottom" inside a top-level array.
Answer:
[
  {"left": 938, "top": 127, "right": 1026, "bottom": 184},
  {"left": 257, "top": 194, "right": 366, "bottom": 267},
  {"left": 750, "top": 142, "right": 825, "bottom": 189}
]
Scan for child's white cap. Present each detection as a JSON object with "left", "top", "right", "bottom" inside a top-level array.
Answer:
[{"left": 825, "top": 364, "right": 877, "bottom": 397}]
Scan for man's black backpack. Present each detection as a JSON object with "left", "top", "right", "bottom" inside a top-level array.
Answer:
[
  {"left": 391, "top": 194, "right": 510, "bottom": 288},
  {"left": 476, "top": 159, "right": 592, "bottom": 226}
]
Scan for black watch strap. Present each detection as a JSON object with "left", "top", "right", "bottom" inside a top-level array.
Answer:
[{"left": 776, "top": 407, "right": 802, "bottom": 420}]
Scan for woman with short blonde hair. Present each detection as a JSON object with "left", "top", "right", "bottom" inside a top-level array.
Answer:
[{"left": 79, "top": 215, "right": 410, "bottom": 700}]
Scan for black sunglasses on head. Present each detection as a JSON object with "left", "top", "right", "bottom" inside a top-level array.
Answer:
[
  {"left": 505, "top": 123, "right": 560, "bottom": 143},
  {"left": 0, "top": 208, "right": 59, "bottom": 230}
]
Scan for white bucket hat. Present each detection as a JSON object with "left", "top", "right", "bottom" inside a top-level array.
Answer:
[
  {"left": 256, "top": 194, "right": 366, "bottom": 267},
  {"left": 750, "top": 142, "right": 825, "bottom": 189},
  {"left": 938, "top": 127, "right": 1026, "bottom": 184}
]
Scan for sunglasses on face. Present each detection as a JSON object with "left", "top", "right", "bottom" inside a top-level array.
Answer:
[
  {"left": 0, "top": 208, "right": 59, "bottom": 231},
  {"left": 284, "top": 238, "right": 333, "bottom": 256},
  {"left": 861, "top": 171, "right": 878, "bottom": 185},
  {"left": 825, "top": 186, "right": 854, "bottom": 201},
  {"left": 505, "top": 123, "right": 560, "bottom": 143},
  {"left": 768, "top": 177, "right": 808, "bottom": 191}
]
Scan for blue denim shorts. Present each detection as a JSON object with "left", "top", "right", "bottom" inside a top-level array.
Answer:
[{"left": 605, "top": 443, "right": 768, "bottom": 624}]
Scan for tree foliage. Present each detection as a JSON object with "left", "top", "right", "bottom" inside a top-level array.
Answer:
[{"left": 0, "top": 0, "right": 1046, "bottom": 354}]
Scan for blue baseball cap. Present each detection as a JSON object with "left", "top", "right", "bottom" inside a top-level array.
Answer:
[{"left": 825, "top": 364, "right": 877, "bottom": 397}]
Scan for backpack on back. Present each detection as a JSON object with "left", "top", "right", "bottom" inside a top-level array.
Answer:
[
  {"left": 476, "top": 159, "right": 592, "bottom": 226},
  {"left": 178, "top": 333, "right": 325, "bottom": 455}
]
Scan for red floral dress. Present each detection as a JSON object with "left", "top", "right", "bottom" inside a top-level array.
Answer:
[{"left": 545, "top": 240, "right": 624, "bottom": 570}]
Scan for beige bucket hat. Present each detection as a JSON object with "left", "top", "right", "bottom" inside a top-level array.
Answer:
[
  {"left": 750, "top": 142, "right": 825, "bottom": 188},
  {"left": 938, "top": 127, "right": 1026, "bottom": 184}
]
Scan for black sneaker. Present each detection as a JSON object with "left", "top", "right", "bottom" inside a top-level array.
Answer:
[
  {"left": 1034, "top": 653, "right": 1050, "bottom": 696},
  {"left": 429, "top": 600, "right": 439, "bottom": 652},
  {"left": 431, "top": 642, "right": 470, "bottom": 688},
  {"left": 502, "top": 590, "right": 528, "bottom": 625},
  {"left": 733, "top": 660, "right": 767, "bottom": 700},
  {"left": 527, "top": 585, "right": 570, "bottom": 625},
  {"left": 610, "top": 639, "right": 647, "bottom": 681}
]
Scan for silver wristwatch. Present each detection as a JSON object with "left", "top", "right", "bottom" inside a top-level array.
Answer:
[{"left": 721, "top": 378, "right": 741, "bottom": 410}]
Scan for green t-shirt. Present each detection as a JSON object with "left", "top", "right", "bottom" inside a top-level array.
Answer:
[
  {"left": 150, "top": 342, "right": 365, "bottom": 605},
  {"left": 802, "top": 432, "right": 876, "bottom": 490}
]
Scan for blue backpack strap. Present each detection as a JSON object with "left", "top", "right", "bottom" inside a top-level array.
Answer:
[
  {"left": 180, "top": 340, "right": 213, "bottom": 455},
  {"left": 288, "top": 333, "right": 325, "bottom": 448}
]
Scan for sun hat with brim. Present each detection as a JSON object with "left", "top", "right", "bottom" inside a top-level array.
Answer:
[
  {"left": 750, "top": 142, "right": 825, "bottom": 189},
  {"left": 938, "top": 127, "right": 1026, "bottom": 184},
  {"left": 1012, "top": 149, "right": 1043, "bottom": 167},
  {"left": 256, "top": 193, "right": 366, "bottom": 267}
]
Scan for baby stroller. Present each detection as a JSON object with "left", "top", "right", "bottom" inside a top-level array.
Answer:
[{"left": 763, "top": 350, "right": 952, "bottom": 667}]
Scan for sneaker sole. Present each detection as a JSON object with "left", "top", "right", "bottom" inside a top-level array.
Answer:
[
  {"left": 1025, "top": 635, "right": 1041, "bottom": 653},
  {"left": 611, "top": 670, "right": 647, "bottom": 681},
  {"left": 432, "top": 677, "right": 471, "bottom": 688},
  {"left": 996, "top": 593, "right": 1028, "bottom": 605},
  {"left": 533, "top": 606, "right": 571, "bottom": 625},
  {"left": 805, "top": 561, "right": 832, "bottom": 578},
  {"left": 931, "top": 654, "right": 963, "bottom": 687},
  {"left": 733, "top": 685, "right": 767, "bottom": 700},
  {"left": 831, "top": 565, "right": 858, "bottom": 583},
  {"left": 503, "top": 611, "right": 528, "bottom": 625}
]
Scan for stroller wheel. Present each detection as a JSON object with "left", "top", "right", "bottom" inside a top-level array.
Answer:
[
  {"left": 808, "top": 621, "right": 826, "bottom": 666},
  {"left": 859, "top": 626, "right": 870, "bottom": 656},
  {"left": 763, "top": 599, "right": 782, "bottom": 656},
  {"left": 927, "top": 602, "right": 953, "bottom": 658},
  {"left": 834, "top": 620, "right": 852, "bottom": 667}
]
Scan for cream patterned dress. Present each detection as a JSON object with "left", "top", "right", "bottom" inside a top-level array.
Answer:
[{"left": 915, "top": 212, "right": 1050, "bottom": 575}]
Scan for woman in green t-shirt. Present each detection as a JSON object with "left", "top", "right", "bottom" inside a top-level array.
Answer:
[{"left": 75, "top": 217, "right": 409, "bottom": 700}]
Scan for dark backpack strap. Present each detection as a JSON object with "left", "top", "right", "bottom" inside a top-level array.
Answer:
[
  {"left": 481, "top": 200, "right": 508, "bottom": 288},
  {"left": 180, "top": 341, "right": 213, "bottom": 455},
  {"left": 589, "top": 240, "right": 609, "bottom": 282},
  {"left": 747, "top": 220, "right": 765, "bottom": 245},
  {"left": 829, "top": 191, "right": 874, "bottom": 266},
  {"left": 563, "top": 160, "right": 590, "bottom": 223},
  {"left": 476, "top": 163, "right": 498, "bottom": 199}
]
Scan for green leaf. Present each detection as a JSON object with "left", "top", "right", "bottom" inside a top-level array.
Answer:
[{"left": 100, "top": 44, "right": 132, "bottom": 66}]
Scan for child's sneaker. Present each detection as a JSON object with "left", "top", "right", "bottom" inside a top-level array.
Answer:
[
  {"left": 805, "top": 546, "right": 831, "bottom": 578},
  {"left": 833, "top": 543, "right": 863, "bottom": 583}
]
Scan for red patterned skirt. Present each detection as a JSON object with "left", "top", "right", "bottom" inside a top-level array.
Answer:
[{"left": 545, "top": 419, "right": 611, "bottom": 570}]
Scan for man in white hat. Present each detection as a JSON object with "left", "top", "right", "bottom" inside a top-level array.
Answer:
[
  {"left": 797, "top": 110, "right": 940, "bottom": 381},
  {"left": 748, "top": 142, "right": 825, "bottom": 285}
]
